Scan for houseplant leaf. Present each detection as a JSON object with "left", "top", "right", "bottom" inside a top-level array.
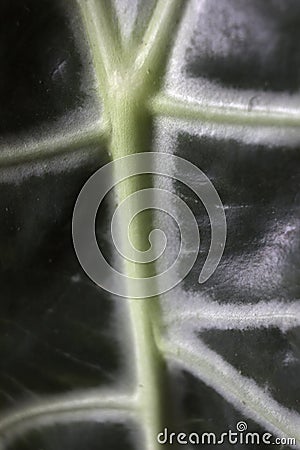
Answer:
[{"left": 0, "top": 0, "right": 299, "bottom": 449}]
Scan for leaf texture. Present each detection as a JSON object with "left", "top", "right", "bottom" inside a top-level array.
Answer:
[{"left": 0, "top": 1, "right": 299, "bottom": 449}]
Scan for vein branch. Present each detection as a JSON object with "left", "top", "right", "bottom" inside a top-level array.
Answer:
[
  {"left": 132, "top": 0, "right": 183, "bottom": 85},
  {"left": 162, "top": 339, "right": 300, "bottom": 444},
  {"left": 0, "top": 122, "right": 107, "bottom": 167},
  {"left": 150, "top": 94, "right": 300, "bottom": 128},
  {"left": 0, "top": 391, "right": 136, "bottom": 439},
  {"left": 78, "top": 0, "right": 123, "bottom": 100},
  {"left": 167, "top": 299, "right": 300, "bottom": 332}
]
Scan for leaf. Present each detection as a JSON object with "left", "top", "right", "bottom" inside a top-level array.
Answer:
[{"left": 0, "top": 1, "right": 299, "bottom": 449}]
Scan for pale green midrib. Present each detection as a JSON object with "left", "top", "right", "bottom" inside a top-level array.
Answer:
[
  {"left": 77, "top": 1, "right": 181, "bottom": 449},
  {"left": 108, "top": 91, "right": 168, "bottom": 450}
]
